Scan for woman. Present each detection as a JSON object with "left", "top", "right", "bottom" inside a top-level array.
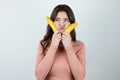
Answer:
[{"left": 35, "top": 4, "right": 86, "bottom": 80}]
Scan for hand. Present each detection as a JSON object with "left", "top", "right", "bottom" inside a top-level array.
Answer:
[
  {"left": 61, "top": 32, "right": 72, "bottom": 47},
  {"left": 51, "top": 30, "right": 62, "bottom": 47}
]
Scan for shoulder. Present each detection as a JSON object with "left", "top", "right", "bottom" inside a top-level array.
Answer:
[
  {"left": 72, "top": 40, "right": 85, "bottom": 52},
  {"left": 72, "top": 40, "right": 85, "bottom": 47},
  {"left": 72, "top": 40, "right": 86, "bottom": 55},
  {"left": 37, "top": 42, "right": 43, "bottom": 51}
]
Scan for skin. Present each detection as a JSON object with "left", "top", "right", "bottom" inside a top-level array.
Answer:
[
  {"left": 51, "top": 11, "right": 72, "bottom": 47},
  {"left": 35, "top": 11, "right": 85, "bottom": 80}
]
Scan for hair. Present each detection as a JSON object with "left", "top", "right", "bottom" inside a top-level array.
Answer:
[{"left": 40, "top": 4, "right": 77, "bottom": 53}]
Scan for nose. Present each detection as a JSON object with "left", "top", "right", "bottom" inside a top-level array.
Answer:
[{"left": 59, "top": 20, "right": 65, "bottom": 27}]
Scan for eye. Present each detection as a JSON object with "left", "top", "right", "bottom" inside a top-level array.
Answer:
[
  {"left": 64, "top": 18, "right": 70, "bottom": 22},
  {"left": 55, "top": 18, "right": 60, "bottom": 21}
]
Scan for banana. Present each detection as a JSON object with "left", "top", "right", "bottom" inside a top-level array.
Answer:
[
  {"left": 46, "top": 16, "right": 78, "bottom": 33},
  {"left": 46, "top": 16, "right": 57, "bottom": 32},
  {"left": 65, "top": 23, "right": 78, "bottom": 34}
]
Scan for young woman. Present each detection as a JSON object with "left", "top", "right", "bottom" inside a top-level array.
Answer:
[{"left": 35, "top": 4, "right": 86, "bottom": 80}]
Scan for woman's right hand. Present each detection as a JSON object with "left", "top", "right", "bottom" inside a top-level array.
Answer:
[{"left": 51, "top": 30, "right": 62, "bottom": 47}]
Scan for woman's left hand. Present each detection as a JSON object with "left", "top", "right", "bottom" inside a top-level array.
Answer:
[{"left": 61, "top": 32, "right": 72, "bottom": 47}]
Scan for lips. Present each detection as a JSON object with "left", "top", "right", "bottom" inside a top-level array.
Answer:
[{"left": 60, "top": 27, "right": 65, "bottom": 30}]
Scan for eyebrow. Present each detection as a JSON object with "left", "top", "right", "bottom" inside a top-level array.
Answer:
[
  {"left": 56, "top": 17, "right": 68, "bottom": 19},
  {"left": 55, "top": 17, "right": 69, "bottom": 20}
]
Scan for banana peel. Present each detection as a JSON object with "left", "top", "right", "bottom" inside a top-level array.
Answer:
[
  {"left": 46, "top": 16, "right": 57, "bottom": 32},
  {"left": 46, "top": 16, "right": 78, "bottom": 34},
  {"left": 65, "top": 23, "right": 78, "bottom": 34}
]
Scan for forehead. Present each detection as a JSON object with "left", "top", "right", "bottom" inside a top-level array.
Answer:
[{"left": 56, "top": 11, "right": 68, "bottom": 18}]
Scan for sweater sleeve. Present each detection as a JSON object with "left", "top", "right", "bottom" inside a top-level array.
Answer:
[
  {"left": 64, "top": 41, "right": 86, "bottom": 80},
  {"left": 76, "top": 42, "right": 86, "bottom": 78},
  {"left": 35, "top": 43, "right": 58, "bottom": 80}
]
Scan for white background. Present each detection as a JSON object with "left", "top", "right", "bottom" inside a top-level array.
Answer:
[{"left": 0, "top": 0, "right": 120, "bottom": 80}]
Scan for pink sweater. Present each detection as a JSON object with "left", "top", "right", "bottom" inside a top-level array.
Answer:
[{"left": 35, "top": 41, "right": 86, "bottom": 80}]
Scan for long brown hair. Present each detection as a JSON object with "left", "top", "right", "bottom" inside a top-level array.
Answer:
[{"left": 40, "top": 4, "right": 77, "bottom": 53}]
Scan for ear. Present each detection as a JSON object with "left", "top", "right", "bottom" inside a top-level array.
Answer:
[
  {"left": 46, "top": 16, "right": 57, "bottom": 32},
  {"left": 65, "top": 23, "right": 78, "bottom": 34}
]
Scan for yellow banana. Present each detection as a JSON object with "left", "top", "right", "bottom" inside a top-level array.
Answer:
[
  {"left": 46, "top": 16, "right": 57, "bottom": 32},
  {"left": 65, "top": 23, "right": 78, "bottom": 34},
  {"left": 46, "top": 16, "right": 78, "bottom": 33}
]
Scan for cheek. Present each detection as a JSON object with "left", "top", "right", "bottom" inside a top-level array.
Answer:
[
  {"left": 54, "top": 22, "right": 59, "bottom": 29},
  {"left": 65, "top": 23, "right": 70, "bottom": 29}
]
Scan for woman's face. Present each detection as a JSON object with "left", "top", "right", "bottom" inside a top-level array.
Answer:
[{"left": 54, "top": 11, "right": 70, "bottom": 32}]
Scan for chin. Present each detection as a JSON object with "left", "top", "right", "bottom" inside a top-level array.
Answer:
[{"left": 60, "top": 30, "right": 65, "bottom": 32}]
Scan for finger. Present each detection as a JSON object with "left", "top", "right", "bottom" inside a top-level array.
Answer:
[
  {"left": 61, "top": 37, "right": 66, "bottom": 41},
  {"left": 57, "top": 35, "right": 61, "bottom": 39},
  {"left": 57, "top": 35, "right": 62, "bottom": 40},
  {"left": 63, "top": 32, "right": 69, "bottom": 36},
  {"left": 63, "top": 32, "right": 71, "bottom": 39},
  {"left": 61, "top": 35, "right": 67, "bottom": 40},
  {"left": 55, "top": 32, "right": 61, "bottom": 37},
  {"left": 62, "top": 32, "right": 68, "bottom": 38},
  {"left": 55, "top": 30, "right": 60, "bottom": 35},
  {"left": 57, "top": 33, "right": 62, "bottom": 36},
  {"left": 62, "top": 32, "right": 68, "bottom": 37},
  {"left": 57, "top": 33, "right": 62, "bottom": 37}
]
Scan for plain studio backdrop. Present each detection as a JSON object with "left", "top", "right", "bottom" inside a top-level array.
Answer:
[{"left": 0, "top": 0, "right": 120, "bottom": 80}]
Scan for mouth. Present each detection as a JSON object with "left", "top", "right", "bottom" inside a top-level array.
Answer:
[{"left": 60, "top": 27, "right": 65, "bottom": 30}]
